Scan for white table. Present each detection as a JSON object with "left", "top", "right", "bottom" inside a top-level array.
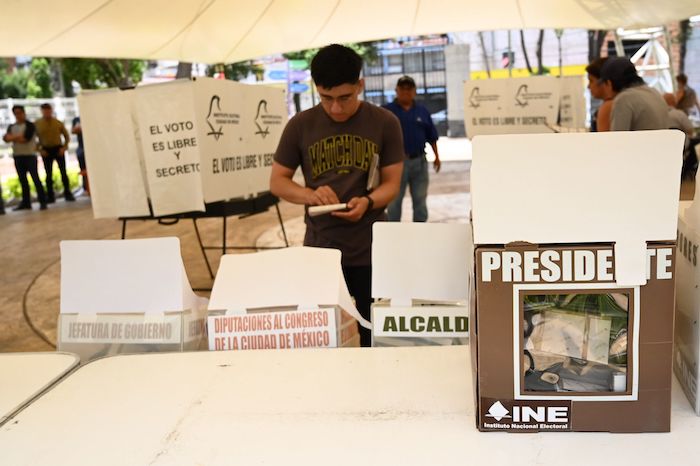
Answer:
[
  {"left": 0, "top": 346, "right": 698, "bottom": 465},
  {"left": 0, "top": 352, "right": 79, "bottom": 425}
]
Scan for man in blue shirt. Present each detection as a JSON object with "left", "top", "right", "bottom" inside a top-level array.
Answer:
[{"left": 383, "top": 76, "right": 440, "bottom": 222}]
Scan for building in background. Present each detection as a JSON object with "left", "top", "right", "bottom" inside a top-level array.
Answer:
[{"left": 363, "top": 36, "right": 450, "bottom": 135}]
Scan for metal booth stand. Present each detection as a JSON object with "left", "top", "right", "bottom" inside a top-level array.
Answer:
[{"left": 119, "top": 192, "right": 289, "bottom": 282}]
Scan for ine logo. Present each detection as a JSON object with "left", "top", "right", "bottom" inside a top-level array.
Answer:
[
  {"left": 255, "top": 99, "right": 271, "bottom": 138},
  {"left": 486, "top": 401, "right": 511, "bottom": 421},
  {"left": 206, "top": 95, "right": 224, "bottom": 140},
  {"left": 481, "top": 399, "right": 570, "bottom": 431},
  {"left": 515, "top": 84, "right": 529, "bottom": 107}
]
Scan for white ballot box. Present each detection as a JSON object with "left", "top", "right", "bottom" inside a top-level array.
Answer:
[
  {"left": 676, "top": 199, "right": 700, "bottom": 414},
  {"left": 207, "top": 247, "right": 365, "bottom": 351},
  {"left": 470, "top": 130, "right": 683, "bottom": 433},
  {"left": 78, "top": 77, "right": 286, "bottom": 218},
  {"left": 57, "top": 238, "right": 209, "bottom": 362},
  {"left": 371, "top": 223, "right": 471, "bottom": 347}
]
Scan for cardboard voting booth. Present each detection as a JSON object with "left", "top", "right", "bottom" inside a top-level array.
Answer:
[
  {"left": 469, "top": 130, "right": 683, "bottom": 433},
  {"left": 463, "top": 76, "right": 586, "bottom": 138},
  {"left": 77, "top": 77, "right": 286, "bottom": 218},
  {"left": 207, "top": 247, "right": 365, "bottom": 351},
  {"left": 675, "top": 198, "right": 700, "bottom": 415},
  {"left": 371, "top": 223, "right": 471, "bottom": 347},
  {"left": 58, "top": 238, "right": 209, "bottom": 362}
]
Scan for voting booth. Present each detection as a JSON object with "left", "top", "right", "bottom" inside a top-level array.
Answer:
[
  {"left": 463, "top": 75, "right": 586, "bottom": 138},
  {"left": 370, "top": 223, "right": 470, "bottom": 347},
  {"left": 77, "top": 77, "right": 286, "bottom": 218},
  {"left": 469, "top": 130, "right": 683, "bottom": 432},
  {"left": 58, "top": 238, "right": 209, "bottom": 362},
  {"left": 207, "top": 247, "right": 365, "bottom": 351},
  {"left": 675, "top": 189, "right": 700, "bottom": 415}
]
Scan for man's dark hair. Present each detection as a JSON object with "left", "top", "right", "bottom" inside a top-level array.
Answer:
[
  {"left": 599, "top": 57, "right": 644, "bottom": 93},
  {"left": 585, "top": 57, "right": 608, "bottom": 78},
  {"left": 40, "top": 103, "right": 52, "bottom": 110},
  {"left": 311, "top": 44, "right": 363, "bottom": 89},
  {"left": 396, "top": 75, "right": 416, "bottom": 88},
  {"left": 11, "top": 105, "right": 25, "bottom": 113},
  {"left": 677, "top": 74, "right": 688, "bottom": 85}
]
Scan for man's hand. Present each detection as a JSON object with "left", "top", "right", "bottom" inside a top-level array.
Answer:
[
  {"left": 58, "top": 147, "right": 66, "bottom": 156},
  {"left": 305, "top": 185, "right": 340, "bottom": 206},
  {"left": 332, "top": 196, "right": 369, "bottom": 222},
  {"left": 3, "top": 134, "right": 15, "bottom": 143},
  {"left": 40, "top": 150, "right": 48, "bottom": 158},
  {"left": 433, "top": 155, "right": 441, "bottom": 173}
]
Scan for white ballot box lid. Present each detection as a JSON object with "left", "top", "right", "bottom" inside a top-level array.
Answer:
[
  {"left": 470, "top": 130, "right": 683, "bottom": 286},
  {"left": 372, "top": 222, "right": 472, "bottom": 302},
  {"left": 60, "top": 237, "right": 200, "bottom": 314},
  {"left": 209, "top": 247, "right": 367, "bottom": 326}
]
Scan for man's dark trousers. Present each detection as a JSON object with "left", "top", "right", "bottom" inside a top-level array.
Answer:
[
  {"left": 14, "top": 155, "right": 47, "bottom": 206},
  {"left": 42, "top": 146, "right": 73, "bottom": 201}
]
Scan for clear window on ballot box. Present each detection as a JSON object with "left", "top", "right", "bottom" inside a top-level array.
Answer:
[{"left": 521, "top": 291, "right": 631, "bottom": 395}]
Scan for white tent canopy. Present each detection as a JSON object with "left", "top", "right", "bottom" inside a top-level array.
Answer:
[{"left": 1, "top": 0, "right": 698, "bottom": 64}]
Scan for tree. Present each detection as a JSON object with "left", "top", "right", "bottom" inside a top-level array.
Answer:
[
  {"left": 679, "top": 19, "right": 691, "bottom": 74},
  {"left": 0, "top": 67, "right": 29, "bottom": 98},
  {"left": 520, "top": 30, "right": 534, "bottom": 74},
  {"left": 283, "top": 41, "right": 378, "bottom": 64},
  {"left": 175, "top": 62, "right": 192, "bottom": 79},
  {"left": 587, "top": 30, "right": 608, "bottom": 62},
  {"left": 205, "top": 61, "right": 258, "bottom": 81},
  {"left": 28, "top": 58, "right": 53, "bottom": 98},
  {"left": 535, "top": 29, "right": 546, "bottom": 75},
  {"left": 477, "top": 32, "right": 491, "bottom": 78},
  {"left": 61, "top": 58, "right": 145, "bottom": 90}
]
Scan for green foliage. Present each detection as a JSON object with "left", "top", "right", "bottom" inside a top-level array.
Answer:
[
  {"left": 61, "top": 58, "right": 145, "bottom": 89},
  {"left": 28, "top": 58, "right": 53, "bottom": 98},
  {"left": 206, "top": 61, "right": 259, "bottom": 81},
  {"left": 0, "top": 68, "right": 29, "bottom": 98},
  {"left": 1, "top": 167, "right": 81, "bottom": 202},
  {"left": 0, "top": 58, "right": 54, "bottom": 98},
  {"left": 283, "top": 41, "right": 378, "bottom": 64}
]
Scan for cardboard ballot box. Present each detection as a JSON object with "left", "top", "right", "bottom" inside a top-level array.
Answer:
[
  {"left": 675, "top": 200, "right": 700, "bottom": 414},
  {"left": 58, "top": 238, "right": 209, "bottom": 363},
  {"left": 77, "top": 77, "right": 286, "bottom": 218},
  {"left": 371, "top": 223, "right": 471, "bottom": 347},
  {"left": 470, "top": 130, "right": 683, "bottom": 433},
  {"left": 207, "top": 247, "right": 365, "bottom": 351}
]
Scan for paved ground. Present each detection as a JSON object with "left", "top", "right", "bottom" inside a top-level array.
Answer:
[{"left": 0, "top": 161, "right": 470, "bottom": 353}]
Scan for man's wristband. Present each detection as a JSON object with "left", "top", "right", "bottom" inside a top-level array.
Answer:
[{"left": 363, "top": 195, "right": 374, "bottom": 211}]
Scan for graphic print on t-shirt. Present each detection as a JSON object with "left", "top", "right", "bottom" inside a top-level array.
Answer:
[{"left": 308, "top": 133, "right": 378, "bottom": 179}]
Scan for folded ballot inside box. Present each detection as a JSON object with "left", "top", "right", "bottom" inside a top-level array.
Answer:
[
  {"left": 207, "top": 247, "right": 365, "bottom": 351},
  {"left": 370, "top": 223, "right": 472, "bottom": 347},
  {"left": 470, "top": 130, "right": 683, "bottom": 433},
  {"left": 675, "top": 200, "right": 700, "bottom": 415},
  {"left": 58, "top": 238, "right": 209, "bottom": 363}
]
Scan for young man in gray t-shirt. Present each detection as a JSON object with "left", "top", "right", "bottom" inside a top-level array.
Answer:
[
  {"left": 3, "top": 105, "right": 48, "bottom": 210},
  {"left": 271, "top": 44, "right": 404, "bottom": 346}
]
